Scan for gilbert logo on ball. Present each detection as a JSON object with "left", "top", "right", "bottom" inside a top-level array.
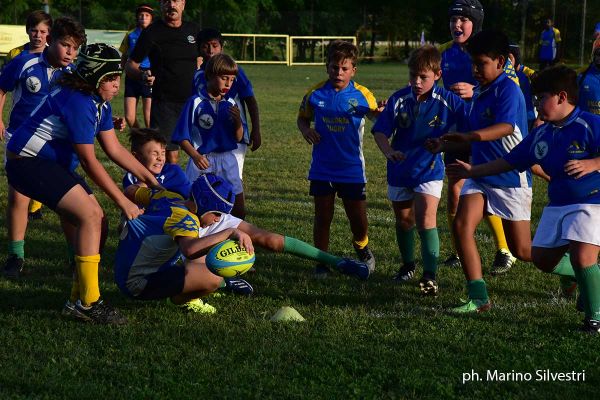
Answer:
[{"left": 206, "top": 239, "right": 255, "bottom": 277}]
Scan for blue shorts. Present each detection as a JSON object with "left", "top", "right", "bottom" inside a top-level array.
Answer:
[
  {"left": 124, "top": 77, "right": 152, "bottom": 99},
  {"left": 309, "top": 180, "right": 366, "bottom": 200},
  {"left": 6, "top": 157, "right": 92, "bottom": 210},
  {"left": 134, "top": 264, "right": 186, "bottom": 300}
]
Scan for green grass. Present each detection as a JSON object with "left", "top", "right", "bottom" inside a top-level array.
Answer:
[{"left": 0, "top": 64, "right": 598, "bottom": 399}]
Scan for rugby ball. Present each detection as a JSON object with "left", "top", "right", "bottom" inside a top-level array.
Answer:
[{"left": 206, "top": 239, "right": 255, "bottom": 277}]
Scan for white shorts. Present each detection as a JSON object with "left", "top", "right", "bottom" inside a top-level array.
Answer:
[
  {"left": 199, "top": 213, "right": 242, "bottom": 237},
  {"left": 388, "top": 180, "right": 443, "bottom": 202},
  {"left": 532, "top": 204, "right": 600, "bottom": 247},
  {"left": 185, "top": 150, "right": 244, "bottom": 195},
  {"left": 460, "top": 179, "right": 532, "bottom": 221}
]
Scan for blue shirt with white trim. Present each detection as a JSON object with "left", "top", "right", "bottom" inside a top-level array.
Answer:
[
  {"left": 371, "top": 85, "right": 465, "bottom": 188},
  {"left": 467, "top": 72, "right": 531, "bottom": 188},
  {"left": 0, "top": 49, "right": 73, "bottom": 133},
  {"left": 123, "top": 163, "right": 191, "bottom": 198},
  {"left": 539, "top": 27, "right": 561, "bottom": 62},
  {"left": 439, "top": 41, "right": 477, "bottom": 89},
  {"left": 299, "top": 80, "right": 377, "bottom": 183},
  {"left": 171, "top": 88, "right": 239, "bottom": 154},
  {"left": 578, "top": 65, "right": 600, "bottom": 115},
  {"left": 505, "top": 108, "right": 600, "bottom": 206},
  {"left": 7, "top": 86, "right": 114, "bottom": 171}
]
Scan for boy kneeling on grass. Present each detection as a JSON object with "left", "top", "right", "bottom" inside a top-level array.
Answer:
[
  {"left": 115, "top": 174, "right": 370, "bottom": 313},
  {"left": 447, "top": 65, "right": 600, "bottom": 334}
]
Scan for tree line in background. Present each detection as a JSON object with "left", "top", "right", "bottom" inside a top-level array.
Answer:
[{"left": 2, "top": 0, "right": 600, "bottom": 64}]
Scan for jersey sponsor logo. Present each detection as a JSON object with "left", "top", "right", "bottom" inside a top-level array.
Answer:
[
  {"left": 534, "top": 141, "right": 549, "bottom": 160},
  {"left": 567, "top": 140, "right": 586, "bottom": 155},
  {"left": 428, "top": 115, "right": 444, "bottom": 128},
  {"left": 170, "top": 214, "right": 199, "bottom": 232},
  {"left": 26, "top": 76, "right": 42, "bottom": 93},
  {"left": 318, "top": 100, "right": 325, "bottom": 107},
  {"left": 187, "top": 35, "right": 196, "bottom": 44},
  {"left": 198, "top": 113, "right": 214, "bottom": 129}
]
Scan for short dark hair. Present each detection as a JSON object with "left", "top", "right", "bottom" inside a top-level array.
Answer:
[
  {"left": 509, "top": 43, "right": 521, "bottom": 67},
  {"left": 129, "top": 128, "right": 167, "bottom": 153},
  {"left": 49, "top": 17, "right": 86, "bottom": 46},
  {"left": 136, "top": 3, "right": 154, "bottom": 16},
  {"left": 199, "top": 28, "right": 223, "bottom": 45},
  {"left": 204, "top": 54, "right": 237, "bottom": 80},
  {"left": 408, "top": 45, "right": 441, "bottom": 74},
  {"left": 531, "top": 65, "right": 578, "bottom": 105},
  {"left": 26, "top": 10, "right": 52, "bottom": 31},
  {"left": 466, "top": 30, "right": 509, "bottom": 61},
  {"left": 327, "top": 40, "right": 358, "bottom": 66}
]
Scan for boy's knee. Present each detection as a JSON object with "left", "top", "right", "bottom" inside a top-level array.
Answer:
[{"left": 396, "top": 219, "right": 415, "bottom": 232}]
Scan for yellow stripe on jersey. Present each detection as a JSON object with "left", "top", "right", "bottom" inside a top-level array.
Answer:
[
  {"left": 437, "top": 40, "right": 454, "bottom": 53},
  {"left": 504, "top": 58, "right": 520, "bottom": 86},
  {"left": 298, "top": 80, "right": 328, "bottom": 119},
  {"left": 553, "top": 28, "right": 561, "bottom": 43},
  {"left": 134, "top": 187, "right": 184, "bottom": 207},
  {"left": 522, "top": 65, "right": 536, "bottom": 79},
  {"left": 164, "top": 207, "right": 200, "bottom": 239},
  {"left": 119, "top": 29, "right": 136, "bottom": 54},
  {"left": 354, "top": 82, "right": 378, "bottom": 110},
  {"left": 5, "top": 44, "right": 26, "bottom": 63}
]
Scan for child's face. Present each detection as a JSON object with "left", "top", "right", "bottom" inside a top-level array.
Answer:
[
  {"left": 200, "top": 39, "right": 222, "bottom": 60},
  {"left": 534, "top": 92, "right": 562, "bottom": 122},
  {"left": 97, "top": 75, "right": 121, "bottom": 102},
  {"left": 199, "top": 212, "right": 221, "bottom": 228},
  {"left": 134, "top": 140, "right": 166, "bottom": 175},
  {"left": 27, "top": 22, "right": 50, "bottom": 50},
  {"left": 48, "top": 36, "right": 79, "bottom": 67},
  {"left": 137, "top": 12, "right": 153, "bottom": 29},
  {"left": 327, "top": 58, "right": 356, "bottom": 91},
  {"left": 471, "top": 54, "right": 504, "bottom": 86},
  {"left": 409, "top": 68, "right": 441, "bottom": 99},
  {"left": 207, "top": 74, "right": 235, "bottom": 97},
  {"left": 449, "top": 15, "right": 473, "bottom": 45}
]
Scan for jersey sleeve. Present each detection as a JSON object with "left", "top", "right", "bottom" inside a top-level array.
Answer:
[
  {"left": 298, "top": 90, "right": 314, "bottom": 120},
  {"left": 554, "top": 28, "right": 562, "bottom": 43},
  {"left": 371, "top": 95, "right": 396, "bottom": 138},
  {"left": 164, "top": 164, "right": 192, "bottom": 197},
  {"left": 171, "top": 96, "right": 198, "bottom": 145},
  {"left": 129, "top": 27, "right": 151, "bottom": 64},
  {"left": 119, "top": 32, "right": 130, "bottom": 55},
  {"left": 493, "top": 84, "right": 522, "bottom": 128},
  {"left": 354, "top": 82, "right": 378, "bottom": 114},
  {"left": 98, "top": 102, "right": 114, "bottom": 132},
  {"left": 503, "top": 129, "right": 536, "bottom": 171},
  {"left": 234, "top": 66, "right": 254, "bottom": 99},
  {"left": 123, "top": 172, "right": 137, "bottom": 190},
  {"left": 63, "top": 97, "right": 98, "bottom": 144},
  {"left": 134, "top": 187, "right": 185, "bottom": 208},
  {"left": 163, "top": 207, "right": 200, "bottom": 239},
  {"left": 0, "top": 56, "right": 23, "bottom": 92}
]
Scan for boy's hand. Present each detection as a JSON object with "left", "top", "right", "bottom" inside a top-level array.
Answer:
[
  {"left": 441, "top": 132, "right": 474, "bottom": 143},
  {"left": 112, "top": 117, "right": 126, "bottom": 131},
  {"left": 301, "top": 128, "right": 320, "bottom": 145},
  {"left": 229, "top": 105, "right": 242, "bottom": 129},
  {"left": 250, "top": 127, "right": 262, "bottom": 151},
  {"left": 564, "top": 159, "right": 600, "bottom": 179},
  {"left": 424, "top": 138, "right": 443, "bottom": 153},
  {"left": 385, "top": 150, "right": 405, "bottom": 162},
  {"left": 449, "top": 82, "right": 474, "bottom": 99},
  {"left": 446, "top": 160, "right": 473, "bottom": 180},
  {"left": 193, "top": 154, "right": 210, "bottom": 170},
  {"left": 120, "top": 199, "right": 144, "bottom": 220},
  {"left": 230, "top": 229, "right": 254, "bottom": 255},
  {"left": 142, "top": 70, "right": 155, "bottom": 86},
  {"left": 376, "top": 99, "right": 387, "bottom": 113}
]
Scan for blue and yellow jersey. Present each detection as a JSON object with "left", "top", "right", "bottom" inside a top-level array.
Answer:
[
  {"left": 505, "top": 108, "right": 600, "bottom": 206},
  {"left": 298, "top": 80, "right": 377, "bottom": 183},
  {"left": 516, "top": 64, "right": 536, "bottom": 122},
  {"left": 119, "top": 28, "right": 150, "bottom": 69},
  {"left": 371, "top": 85, "right": 465, "bottom": 188},
  {"left": 5, "top": 43, "right": 29, "bottom": 64},
  {"left": 114, "top": 191, "right": 200, "bottom": 297},
  {"left": 539, "top": 27, "right": 561, "bottom": 61},
  {"left": 123, "top": 163, "right": 191, "bottom": 198},
  {"left": 467, "top": 72, "right": 531, "bottom": 188},
  {"left": 578, "top": 64, "right": 600, "bottom": 115}
]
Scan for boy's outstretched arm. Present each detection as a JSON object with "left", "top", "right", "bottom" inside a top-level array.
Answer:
[
  {"left": 453, "top": 122, "right": 514, "bottom": 142},
  {"left": 297, "top": 116, "right": 320, "bottom": 144},
  {"left": 178, "top": 228, "right": 254, "bottom": 260},
  {"left": 373, "top": 132, "right": 405, "bottom": 162},
  {"left": 244, "top": 96, "right": 261, "bottom": 151},
  {"left": 229, "top": 105, "right": 243, "bottom": 142},
  {"left": 446, "top": 158, "right": 514, "bottom": 180}
]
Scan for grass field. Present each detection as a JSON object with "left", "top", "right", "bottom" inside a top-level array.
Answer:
[{"left": 0, "top": 63, "right": 597, "bottom": 399}]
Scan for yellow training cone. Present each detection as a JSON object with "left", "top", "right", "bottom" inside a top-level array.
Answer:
[{"left": 270, "top": 306, "right": 305, "bottom": 322}]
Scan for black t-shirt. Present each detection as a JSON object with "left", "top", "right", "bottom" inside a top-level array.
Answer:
[{"left": 130, "top": 19, "right": 200, "bottom": 102}]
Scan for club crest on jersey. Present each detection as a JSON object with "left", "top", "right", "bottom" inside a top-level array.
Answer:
[
  {"left": 428, "top": 115, "right": 444, "bottom": 128},
  {"left": 397, "top": 112, "right": 411, "bottom": 128},
  {"left": 534, "top": 141, "right": 549, "bottom": 160},
  {"left": 481, "top": 107, "right": 494, "bottom": 121},
  {"left": 198, "top": 114, "right": 214, "bottom": 129},
  {"left": 347, "top": 98, "right": 359, "bottom": 113},
  {"left": 188, "top": 35, "right": 196, "bottom": 44},
  {"left": 26, "top": 76, "right": 42, "bottom": 93}
]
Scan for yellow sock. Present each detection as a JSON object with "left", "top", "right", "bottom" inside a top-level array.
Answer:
[
  {"left": 353, "top": 236, "right": 369, "bottom": 250},
  {"left": 28, "top": 200, "right": 42, "bottom": 213},
  {"left": 447, "top": 213, "right": 457, "bottom": 253},
  {"left": 75, "top": 254, "right": 101, "bottom": 307},
  {"left": 485, "top": 215, "right": 509, "bottom": 251}
]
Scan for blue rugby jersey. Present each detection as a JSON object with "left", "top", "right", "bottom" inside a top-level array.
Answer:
[
  {"left": 7, "top": 86, "right": 113, "bottom": 171},
  {"left": 119, "top": 28, "right": 150, "bottom": 69},
  {"left": 578, "top": 65, "right": 600, "bottom": 115},
  {"left": 298, "top": 80, "right": 377, "bottom": 183},
  {"left": 192, "top": 66, "right": 254, "bottom": 144},
  {"left": 516, "top": 65, "right": 536, "bottom": 123},
  {"left": 467, "top": 72, "right": 531, "bottom": 188},
  {"left": 539, "top": 27, "right": 561, "bottom": 62},
  {"left": 114, "top": 193, "right": 200, "bottom": 297},
  {"left": 371, "top": 85, "right": 465, "bottom": 188},
  {"left": 171, "top": 88, "right": 239, "bottom": 154},
  {"left": 439, "top": 41, "right": 477, "bottom": 89},
  {"left": 123, "top": 163, "right": 191, "bottom": 198},
  {"left": 505, "top": 108, "right": 600, "bottom": 206},
  {"left": 0, "top": 50, "right": 73, "bottom": 133}
]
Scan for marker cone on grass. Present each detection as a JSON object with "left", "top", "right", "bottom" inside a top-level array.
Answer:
[{"left": 270, "top": 306, "right": 305, "bottom": 322}]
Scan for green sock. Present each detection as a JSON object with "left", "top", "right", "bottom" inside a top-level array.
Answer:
[
  {"left": 396, "top": 225, "right": 415, "bottom": 264},
  {"left": 551, "top": 253, "right": 575, "bottom": 278},
  {"left": 283, "top": 237, "right": 342, "bottom": 267},
  {"left": 467, "top": 279, "right": 489, "bottom": 302},
  {"left": 574, "top": 264, "right": 600, "bottom": 319},
  {"left": 419, "top": 228, "right": 439, "bottom": 279},
  {"left": 219, "top": 279, "right": 226, "bottom": 288},
  {"left": 8, "top": 240, "right": 25, "bottom": 259}
]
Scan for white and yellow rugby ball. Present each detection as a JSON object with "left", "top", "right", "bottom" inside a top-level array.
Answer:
[{"left": 206, "top": 239, "right": 255, "bottom": 277}]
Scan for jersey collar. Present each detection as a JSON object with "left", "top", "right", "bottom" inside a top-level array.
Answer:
[{"left": 552, "top": 107, "right": 582, "bottom": 129}]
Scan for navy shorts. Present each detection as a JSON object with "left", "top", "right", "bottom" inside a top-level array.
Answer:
[
  {"left": 150, "top": 100, "right": 185, "bottom": 151},
  {"left": 135, "top": 264, "right": 186, "bottom": 300},
  {"left": 124, "top": 77, "right": 152, "bottom": 99},
  {"left": 6, "top": 157, "right": 92, "bottom": 210},
  {"left": 309, "top": 180, "right": 366, "bottom": 200}
]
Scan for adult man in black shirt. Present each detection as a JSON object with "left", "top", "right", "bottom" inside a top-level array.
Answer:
[{"left": 125, "top": 0, "right": 201, "bottom": 164}]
